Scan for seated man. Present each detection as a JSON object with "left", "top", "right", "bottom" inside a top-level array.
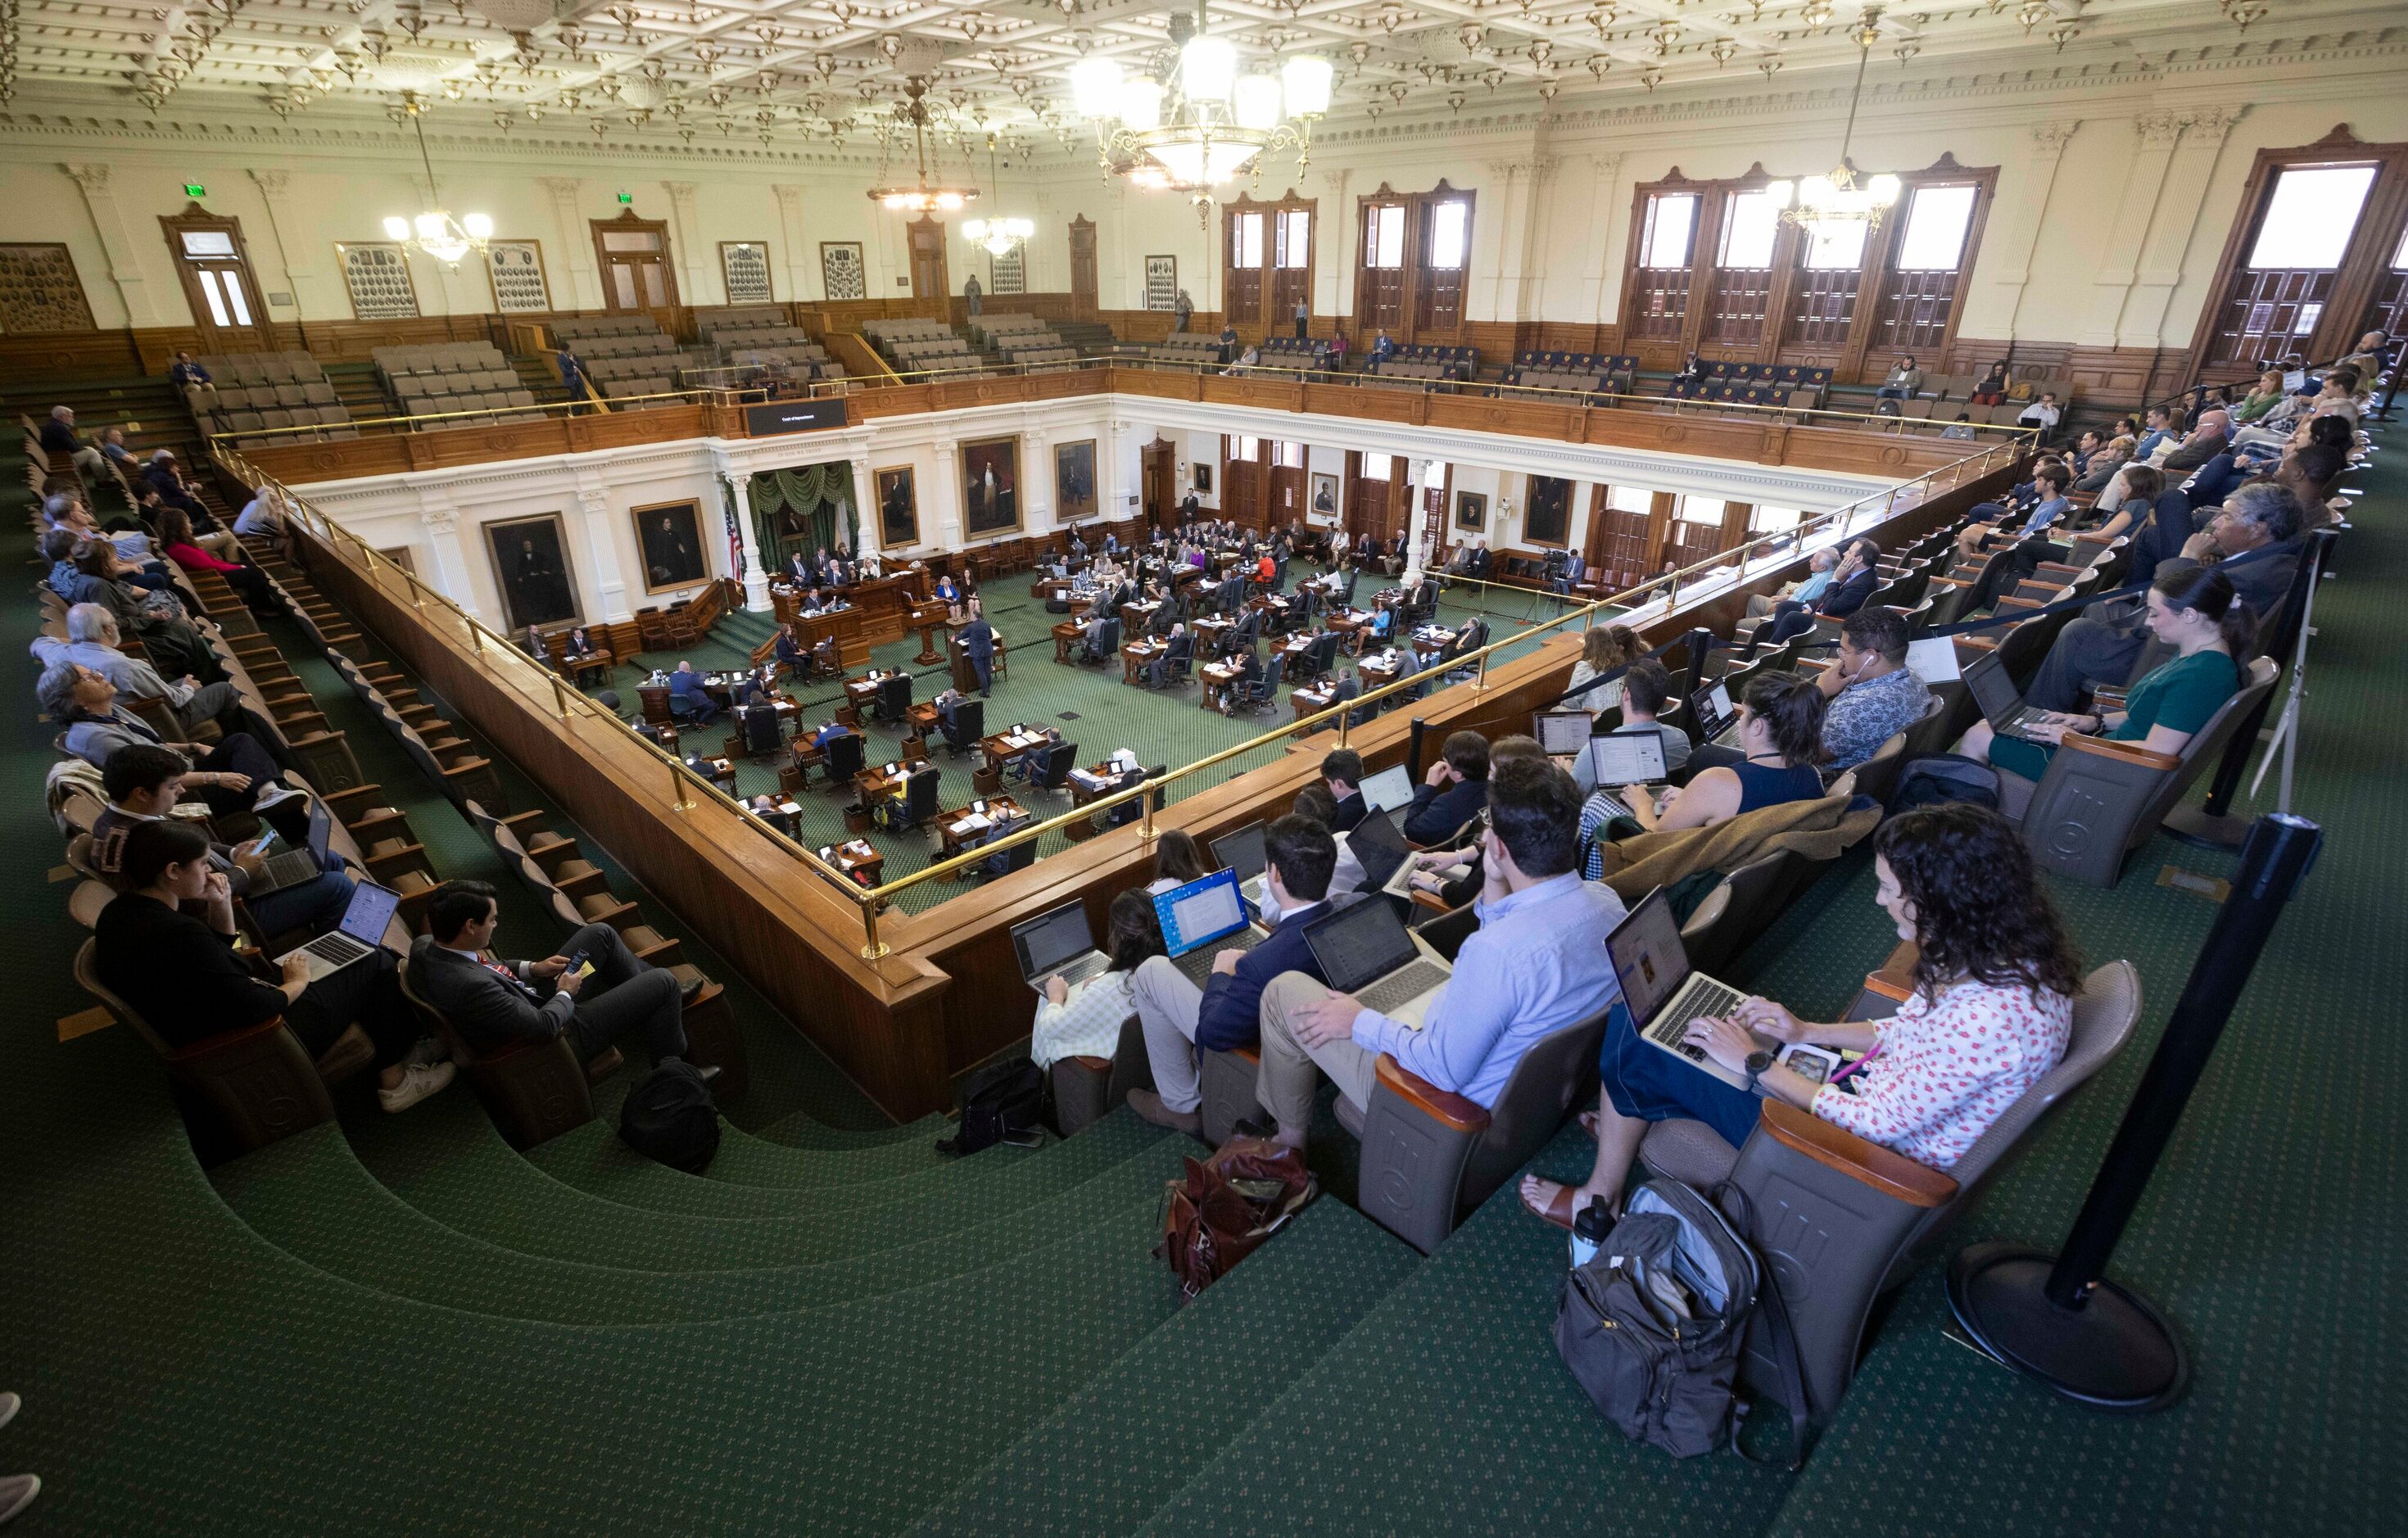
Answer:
[
  {"left": 1403, "top": 730, "right": 1491, "bottom": 844},
  {"left": 33, "top": 602, "right": 263, "bottom": 744},
  {"left": 1319, "top": 748, "right": 1369, "bottom": 833},
  {"left": 231, "top": 486, "right": 285, "bottom": 540},
  {"left": 1254, "top": 758, "right": 1628, "bottom": 1146},
  {"left": 1813, "top": 606, "right": 1931, "bottom": 771},
  {"left": 410, "top": 879, "right": 708, "bottom": 1078},
  {"left": 1763, "top": 537, "right": 1881, "bottom": 644},
  {"left": 91, "top": 743, "right": 355, "bottom": 939},
  {"left": 41, "top": 662, "right": 303, "bottom": 834},
  {"left": 1125, "top": 815, "right": 1347, "bottom": 1136},
  {"left": 1146, "top": 623, "right": 1189, "bottom": 689},
  {"left": 665, "top": 661, "right": 718, "bottom": 725},
  {"left": 2016, "top": 391, "right": 2063, "bottom": 437},
  {"left": 96, "top": 820, "right": 452, "bottom": 1113},
  {"left": 41, "top": 406, "right": 106, "bottom": 482},
  {"left": 1746, "top": 545, "right": 1839, "bottom": 620},
  {"left": 772, "top": 623, "right": 811, "bottom": 674},
  {"left": 812, "top": 717, "right": 856, "bottom": 753},
  {"left": 1570, "top": 658, "right": 1692, "bottom": 793}
]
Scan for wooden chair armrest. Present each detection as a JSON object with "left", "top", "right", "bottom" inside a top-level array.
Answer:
[
  {"left": 319, "top": 783, "right": 383, "bottom": 812},
  {"left": 2091, "top": 687, "right": 2130, "bottom": 711},
  {"left": 1375, "top": 1053, "right": 1491, "bottom": 1135},
  {"left": 165, "top": 1014, "right": 291, "bottom": 1062},
  {"left": 1860, "top": 970, "right": 1913, "bottom": 1005},
  {"left": 1758, "top": 1101, "right": 1957, "bottom": 1209},
  {"left": 1995, "top": 595, "right": 2043, "bottom": 612},
  {"left": 2062, "top": 732, "right": 2179, "bottom": 771},
  {"left": 1410, "top": 887, "right": 1452, "bottom": 915},
  {"left": 2034, "top": 562, "right": 2083, "bottom": 579}
]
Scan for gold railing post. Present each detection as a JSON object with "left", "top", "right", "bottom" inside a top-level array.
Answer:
[
  {"left": 550, "top": 672, "right": 570, "bottom": 720},
  {"left": 1139, "top": 789, "right": 1156, "bottom": 844},
  {"left": 670, "top": 761, "right": 696, "bottom": 811},
  {"left": 859, "top": 898, "right": 889, "bottom": 961}
]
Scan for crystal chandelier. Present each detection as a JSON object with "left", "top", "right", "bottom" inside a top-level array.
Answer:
[
  {"left": 867, "top": 79, "right": 980, "bottom": 212},
  {"left": 381, "top": 97, "right": 493, "bottom": 265},
  {"left": 1764, "top": 8, "right": 1901, "bottom": 237},
  {"left": 1066, "top": 2, "right": 1333, "bottom": 193},
  {"left": 962, "top": 137, "right": 1035, "bottom": 256}
]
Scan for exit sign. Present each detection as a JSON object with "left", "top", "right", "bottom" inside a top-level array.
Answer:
[
  {"left": 617, "top": 192, "right": 633, "bottom": 205},
  {"left": 183, "top": 183, "right": 206, "bottom": 197}
]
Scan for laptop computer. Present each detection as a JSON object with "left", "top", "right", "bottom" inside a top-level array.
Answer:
[
  {"left": 1008, "top": 900, "right": 1112, "bottom": 993},
  {"left": 1343, "top": 808, "right": 1433, "bottom": 899},
  {"left": 247, "top": 796, "right": 335, "bottom": 893},
  {"left": 1602, "top": 887, "right": 1758, "bottom": 1090},
  {"left": 1689, "top": 681, "right": 1738, "bottom": 744},
  {"left": 1210, "top": 821, "right": 1271, "bottom": 914},
  {"left": 1536, "top": 709, "right": 1593, "bottom": 756},
  {"left": 1359, "top": 762, "right": 1414, "bottom": 813},
  {"left": 270, "top": 880, "right": 402, "bottom": 984},
  {"left": 1301, "top": 898, "right": 1451, "bottom": 1031},
  {"left": 1153, "top": 869, "right": 1265, "bottom": 984},
  {"left": 1582, "top": 729, "right": 1668, "bottom": 789},
  {"left": 1962, "top": 648, "right": 2053, "bottom": 742}
]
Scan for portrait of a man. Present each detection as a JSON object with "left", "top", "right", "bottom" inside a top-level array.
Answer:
[
  {"left": 633, "top": 500, "right": 708, "bottom": 593},
  {"left": 485, "top": 513, "right": 578, "bottom": 631},
  {"left": 876, "top": 466, "right": 919, "bottom": 548},
  {"left": 962, "top": 436, "right": 1021, "bottom": 536},
  {"left": 1053, "top": 440, "right": 1098, "bottom": 522}
]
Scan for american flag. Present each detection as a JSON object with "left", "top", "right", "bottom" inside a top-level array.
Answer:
[{"left": 723, "top": 491, "right": 744, "bottom": 576}]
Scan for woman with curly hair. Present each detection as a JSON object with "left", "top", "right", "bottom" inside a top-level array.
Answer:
[
  {"left": 1519, "top": 803, "right": 2080, "bottom": 1226},
  {"left": 1565, "top": 622, "right": 1645, "bottom": 712}
]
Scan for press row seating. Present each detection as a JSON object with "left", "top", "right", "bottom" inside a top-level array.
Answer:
[
  {"left": 1666, "top": 380, "right": 1824, "bottom": 410},
  {"left": 1257, "top": 336, "right": 1330, "bottom": 367},
  {"left": 1510, "top": 350, "right": 1640, "bottom": 378},
  {"left": 1695, "top": 360, "right": 1837, "bottom": 389}
]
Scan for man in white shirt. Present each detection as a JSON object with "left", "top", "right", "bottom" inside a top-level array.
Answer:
[{"left": 233, "top": 489, "right": 284, "bottom": 539}]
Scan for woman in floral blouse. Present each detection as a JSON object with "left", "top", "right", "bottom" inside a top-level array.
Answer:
[
  {"left": 1029, "top": 890, "right": 1166, "bottom": 1070},
  {"left": 1522, "top": 803, "right": 2080, "bottom": 1226}
]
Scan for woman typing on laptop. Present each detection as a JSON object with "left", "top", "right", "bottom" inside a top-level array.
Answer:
[
  {"left": 1030, "top": 891, "right": 1165, "bottom": 1070},
  {"left": 1520, "top": 805, "right": 2077, "bottom": 1228}
]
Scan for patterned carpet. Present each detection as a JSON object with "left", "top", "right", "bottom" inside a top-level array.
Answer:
[{"left": 2, "top": 436, "right": 2397, "bottom": 1535}]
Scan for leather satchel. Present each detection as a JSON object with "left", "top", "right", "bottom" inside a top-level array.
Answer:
[{"left": 1155, "top": 1136, "right": 1317, "bottom": 1301}]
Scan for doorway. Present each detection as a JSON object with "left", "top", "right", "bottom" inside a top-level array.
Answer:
[
  {"left": 590, "top": 211, "right": 680, "bottom": 328},
  {"left": 1142, "top": 437, "right": 1176, "bottom": 531},
  {"left": 160, "top": 206, "right": 269, "bottom": 352},
  {"left": 907, "top": 217, "right": 950, "bottom": 310}
]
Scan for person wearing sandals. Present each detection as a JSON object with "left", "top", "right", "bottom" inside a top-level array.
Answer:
[{"left": 1519, "top": 804, "right": 2077, "bottom": 1230}]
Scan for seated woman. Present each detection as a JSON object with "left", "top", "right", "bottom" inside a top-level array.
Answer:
[
  {"left": 1564, "top": 622, "right": 1644, "bottom": 713},
  {"left": 1615, "top": 672, "right": 1826, "bottom": 835},
  {"left": 1968, "top": 360, "right": 2012, "bottom": 405},
  {"left": 1144, "top": 829, "right": 1211, "bottom": 895},
  {"left": 1958, "top": 564, "right": 2251, "bottom": 786},
  {"left": 157, "top": 506, "right": 277, "bottom": 614},
  {"left": 1519, "top": 803, "right": 2079, "bottom": 1226},
  {"left": 1029, "top": 890, "right": 1165, "bottom": 1069}
]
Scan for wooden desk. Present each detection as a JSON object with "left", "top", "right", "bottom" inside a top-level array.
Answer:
[
  {"left": 1411, "top": 629, "right": 1458, "bottom": 661},
  {"left": 902, "top": 701, "right": 940, "bottom": 740},
  {"left": 979, "top": 726, "right": 1052, "bottom": 773},
  {"left": 1193, "top": 617, "right": 1233, "bottom": 654},
  {"left": 817, "top": 837, "right": 885, "bottom": 888},
  {"left": 1289, "top": 685, "right": 1334, "bottom": 722},
  {"left": 1120, "top": 638, "right": 1163, "bottom": 684},
  {"left": 852, "top": 753, "right": 928, "bottom": 803},
  {"left": 561, "top": 647, "right": 614, "bottom": 688},
  {"left": 1121, "top": 600, "right": 1161, "bottom": 635},
  {"left": 1063, "top": 763, "right": 1134, "bottom": 838},
  {"left": 1051, "top": 620, "right": 1083, "bottom": 663},
  {"left": 686, "top": 755, "right": 738, "bottom": 796},
  {"left": 1358, "top": 653, "right": 1401, "bottom": 688},
  {"left": 844, "top": 668, "right": 907, "bottom": 716},
  {"left": 937, "top": 795, "right": 1030, "bottom": 862},
  {"left": 1199, "top": 661, "right": 1245, "bottom": 712},
  {"left": 1274, "top": 633, "right": 1314, "bottom": 667}
]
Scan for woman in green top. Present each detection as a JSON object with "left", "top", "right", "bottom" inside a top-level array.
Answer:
[
  {"left": 2232, "top": 369, "right": 2288, "bottom": 424},
  {"left": 1962, "top": 564, "right": 2253, "bottom": 784}
]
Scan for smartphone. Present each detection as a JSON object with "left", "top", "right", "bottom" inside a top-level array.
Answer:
[{"left": 1777, "top": 1043, "right": 1843, "bottom": 1084}]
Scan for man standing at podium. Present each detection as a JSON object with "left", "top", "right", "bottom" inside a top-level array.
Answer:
[{"left": 957, "top": 598, "right": 997, "bottom": 698}]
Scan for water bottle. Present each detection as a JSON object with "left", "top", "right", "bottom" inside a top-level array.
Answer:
[{"left": 1570, "top": 1196, "right": 1614, "bottom": 1269}]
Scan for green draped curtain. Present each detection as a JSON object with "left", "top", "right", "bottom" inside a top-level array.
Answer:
[{"left": 749, "top": 463, "right": 859, "bottom": 563}]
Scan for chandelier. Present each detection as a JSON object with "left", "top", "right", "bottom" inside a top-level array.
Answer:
[
  {"left": 1067, "top": 3, "right": 1332, "bottom": 193},
  {"left": 867, "top": 79, "right": 980, "bottom": 212},
  {"left": 381, "top": 96, "right": 493, "bottom": 265},
  {"left": 962, "top": 137, "right": 1035, "bottom": 257},
  {"left": 1764, "top": 8, "right": 1901, "bottom": 237}
]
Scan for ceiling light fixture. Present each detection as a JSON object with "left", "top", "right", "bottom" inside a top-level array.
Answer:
[
  {"left": 1066, "top": 2, "right": 1331, "bottom": 196},
  {"left": 1763, "top": 7, "right": 1901, "bottom": 238},
  {"left": 962, "top": 133, "right": 1035, "bottom": 256},
  {"left": 379, "top": 95, "right": 494, "bottom": 265},
  {"left": 866, "top": 77, "right": 980, "bottom": 210}
]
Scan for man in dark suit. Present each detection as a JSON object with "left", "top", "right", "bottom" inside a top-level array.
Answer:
[
  {"left": 1319, "top": 747, "right": 1369, "bottom": 833},
  {"left": 1125, "top": 815, "right": 1351, "bottom": 1135},
  {"left": 1764, "top": 536, "right": 1880, "bottom": 643},
  {"left": 410, "top": 880, "right": 708, "bottom": 1077},
  {"left": 1404, "top": 730, "right": 1491, "bottom": 844},
  {"left": 956, "top": 599, "right": 996, "bottom": 696}
]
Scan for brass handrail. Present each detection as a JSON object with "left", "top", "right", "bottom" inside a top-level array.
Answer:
[{"left": 205, "top": 387, "right": 713, "bottom": 447}]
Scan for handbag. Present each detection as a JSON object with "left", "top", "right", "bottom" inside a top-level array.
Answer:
[{"left": 1154, "top": 1136, "right": 1317, "bottom": 1300}]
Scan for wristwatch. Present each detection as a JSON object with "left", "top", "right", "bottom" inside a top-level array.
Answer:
[{"left": 1744, "top": 1049, "right": 1777, "bottom": 1093}]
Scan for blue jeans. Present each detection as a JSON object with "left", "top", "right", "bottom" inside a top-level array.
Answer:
[
  {"left": 250, "top": 866, "right": 356, "bottom": 941},
  {"left": 1598, "top": 1000, "right": 1761, "bottom": 1151},
  {"left": 1876, "top": 386, "right": 1910, "bottom": 400}
]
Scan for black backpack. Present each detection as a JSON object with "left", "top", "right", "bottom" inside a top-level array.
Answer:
[
  {"left": 617, "top": 1061, "right": 721, "bottom": 1173},
  {"left": 938, "top": 1056, "right": 1046, "bottom": 1156},
  {"left": 1888, "top": 752, "right": 2000, "bottom": 814}
]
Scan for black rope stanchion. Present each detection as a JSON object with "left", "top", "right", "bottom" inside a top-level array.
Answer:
[
  {"left": 1405, "top": 716, "right": 1428, "bottom": 782},
  {"left": 1947, "top": 813, "right": 2322, "bottom": 1411}
]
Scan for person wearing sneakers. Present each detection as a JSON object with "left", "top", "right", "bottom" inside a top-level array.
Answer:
[
  {"left": 410, "top": 880, "right": 714, "bottom": 1082},
  {"left": 94, "top": 820, "right": 455, "bottom": 1114},
  {"left": 0, "top": 1390, "right": 35, "bottom": 1525}
]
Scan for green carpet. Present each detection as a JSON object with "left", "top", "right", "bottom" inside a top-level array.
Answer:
[{"left": 3, "top": 431, "right": 2399, "bottom": 1536}]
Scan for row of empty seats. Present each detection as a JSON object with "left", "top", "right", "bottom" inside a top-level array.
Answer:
[
  {"left": 371, "top": 342, "right": 545, "bottom": 429},
  {"left": 696, "top": 307, "right": 844, "bottom": 381},
  {"left": 1140, "top": 334, "right": 1225, "bottom": 370},
  {"left": 185, "top": 351, "right": 360, "bottom": 446},
  {"left": 862, "top": 318, "right": 986, "bottom": 378}
]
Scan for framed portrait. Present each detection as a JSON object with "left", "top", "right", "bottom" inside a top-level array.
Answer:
[
  {"left": 631, "top": 498, "right": 710, "bottom": 594},
  {"left": 820, "top": 241, "right": 867, "bottom": 301},
  {"left": 990, "top": 245, "right": 1025, "bottom": 296},
  {"left": 1308, "top": 471, "right": 1340, "bottom": 522},
  {"left": 485, "top": 240, "right": 550, "bottom": 313},
  {"left": 721, "top": 240, "right": 772, "bottom": 305},
  {"left": 1144, "top": 254, "right": 1178, "bottom": 311},
  {"left": 1525, "top": 474, "right": 1573, "bottom": 547},
  {"left": 1455, "top": 490, "right": 1487, "bottom": 532},
  {"left": 1193, "top": 461, "right": 1212, "bottom": 494},
  {"left": 876, "top": 465, "right": 919, "bottom": 548},
  {"left": 1053, "top": 439, "right": 1098, "bottom": 522},
  {"left": 335, "top": 242, "right": 419, "bottom": 320},
  {"left": 483, "top": 513, "right": 580, "bottom": 631},
  {"left": 960, "top": 436, "right": 1021, "bottom": 537}
]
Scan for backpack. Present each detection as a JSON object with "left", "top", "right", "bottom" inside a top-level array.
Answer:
[
  {"left": 1155, "top": 1136, "right": 1318, "bottom": 1301},
  {"left": 1889, "top": 752, "right": 2000, "bottom": 814},
  {"left": 937, "top": 1056, "right": 1046, "bottom": 1156},
  {"left": 1553, "top": 1179, "right": 1808, "bottom": 1463},
  {"left": 617, "top": 1061, "right": 720, "bottom": 1173}
]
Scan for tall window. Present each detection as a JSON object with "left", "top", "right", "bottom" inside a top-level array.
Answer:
[
  {"left": 1360, "top": 454, "right": 1392, "bottom": 480},
  {"left": 1354, "top": 185, "right": 1473, "bottom": 342},
  {"left": 1631, "top": 192, "right": 1700, "bottom": 340},
  {"left": 1668, "top": 494, "right": 1733, "bottom": 565},
  {"left": 1232, "top": 211, "right": 1265, "bottom": 266},
  {"left": 2207, "top": 163, "right": 2379, "bottom": 364},
  {"left": 1358, "top": 201, "right": 1408, "bottom": 332},
  {"left": 1677, "top": 495, "right": 1727, "bottom": 524},
  {"left": 1272, "top": 441, "right": 1305, "bottom": 468},
  {"left": 1788, "top": 219, "right": 1868, "bottom": 346},
  {"left": 1230, "top": 434, "right": 1262, "bottom": 459},
  {"left": 1707, "top": 189, "right": 1783, "bottom": 346},
  {"left": 2368, "top": 215, "right": 2408, "bottom": 352},
  {"left": 1873, "top": 183, "right": 1980, "bottom": 355},
  {"left": 1415, "top": 196, "right": 1473, "bottom": 333},
  {"left": 1749, "top": 504, "right": 1804, "bottom": 532}
]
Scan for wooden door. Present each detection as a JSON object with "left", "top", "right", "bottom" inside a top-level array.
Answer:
[
  {"left": 591, "top": 211, "right": 681, "bottom": 328},
  {"left": 160, "top": 206, "right": 269, "bottom": 352},
  {"left": 1270, "top": 464, "right": 1306, "bottom": 526},
  {"left": 1141, "top": 437, "right": 1175, "bottom": 529},
  {"left": 1356, "top": 201, "right": 1408, "bottom": 337},
  {"left": 1346, "top": 455, "right": 1390, "bottom": 545},
  {"left": 1223, "top": 458, "right": 1265, "bottom": 528},
  {"left": 1069, "top": 216, "right": 1098, "bottom": 321},
  {"left": 908, "top": 216, "right": 949, "bottom": 308}
]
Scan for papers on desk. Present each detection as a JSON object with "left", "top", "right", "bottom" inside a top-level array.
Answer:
[
  {"left": 952, "top": 812, "right": 993, "bottom": 834},
  {"left": 1066, "top": 767, "right": 1111, "bottom": 789}
]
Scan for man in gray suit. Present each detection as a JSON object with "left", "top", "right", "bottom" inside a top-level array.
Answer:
[{"left": 410, "top": 880, "right": 708, "bottom": 1078}]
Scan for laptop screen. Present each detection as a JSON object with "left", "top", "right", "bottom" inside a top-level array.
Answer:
[
  {"left": 1345, "top": 811, "right": 1411, "bottom": 889},
  {"left": 1585, "top": 730, "right": 1668, "bottom": 787},
  {"left": 1691, "top": 682, "right": 1736, "bottom": 741},
  {"left": 1154, "top": 870, "right": 1252, "bottom": 957},
  {"left": 1359, "top": 763, "right": 1414, "bottom": 812},
  {"left": 1536, "top": 710, "right": 1592, "bottom": 755},
  {"left": 1301, "top": 898, "right": 1420, "bottom": 996},
  {"left": 339, "top": 881, "right": 402, "bottom": 946},
  {"left": 1604, "top": 888, "right": 1691, "bottom": 1029},
  {"left": 1210, "top": 821, "right": 1267, "bottom": 883},
  {"left": 1962, "top": 649, "right": 2021, "bottom": 725},
  {"left": 1011, "top": 902, "right": 1096, "bottom": 979}
]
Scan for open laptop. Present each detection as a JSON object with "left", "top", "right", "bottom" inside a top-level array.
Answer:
[
  {"left": 1343, "top": 808, "right": 1432, "bottom": 899},
  {"left": 1603, "top": 887, "right": 1758, "bottom": 1090},
  {"left": 1583, "top": 729, "right": 1668, "bottom": 789},
  {"left": 1153, "top": 869, "right": 1265, "bottom": 984},
  {"left": 247, "top": 797, "right": 335, "bottom": 893},
  {"left": 1301, "top": 898, "right": 1451, "bottom": 1031},
  {"left": 1358, "top": 762, "right": 1414, "bottom": 813},
  {"left": 1535, "top": 709, "right": 1593, "bottom": 756},
  {"left": 1962, "top": 648, "right": 2053, "bottom": 742},
  {"left": 1689, "top": 680, "right": 1738, "bottom": 744},
  {"left": 1008, "top": 900, "right": 1112, "bottom": 993},
  {"left": 270, "top": 880, "right": 401, "bottom": 983},
  {"left": 1209, "top": 821, "right": 1271, "bottom": 915}
]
